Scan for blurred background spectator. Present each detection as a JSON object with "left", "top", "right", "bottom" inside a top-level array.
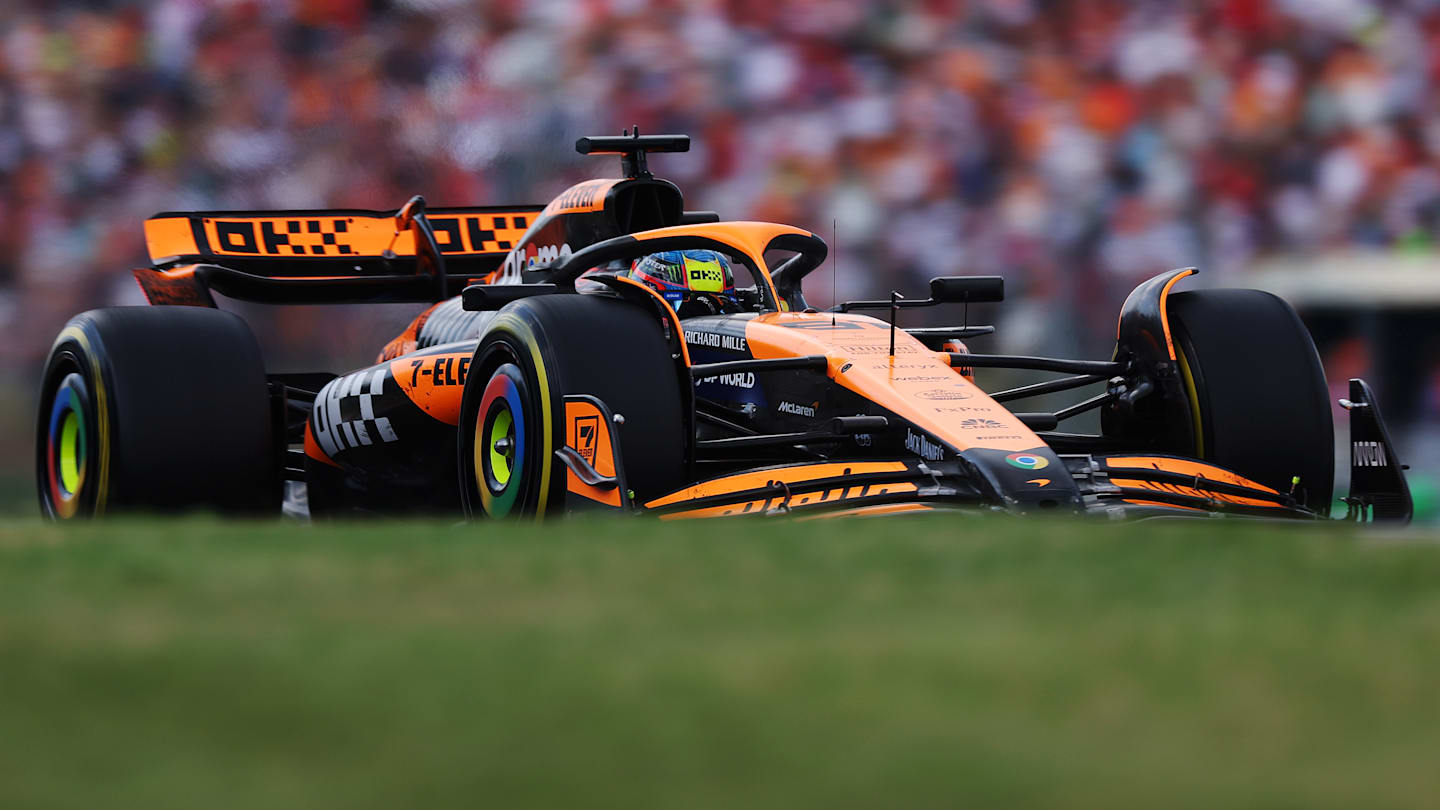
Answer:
[{"left": 1, "top": 0, "right": 1437, "bottom": 514}]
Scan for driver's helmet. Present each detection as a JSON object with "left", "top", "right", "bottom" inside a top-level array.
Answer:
[{"left": 628, "top": 249, "right": 739, "bottom": 317}]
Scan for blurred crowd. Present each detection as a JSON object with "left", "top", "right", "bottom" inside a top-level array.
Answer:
[{"left": 4, "top": 0, "right": 1440, "bottom": 374}]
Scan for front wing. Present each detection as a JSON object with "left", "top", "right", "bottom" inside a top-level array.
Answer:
[{"left": 629, "top": 455, "right": 1313, "bottom": 521}]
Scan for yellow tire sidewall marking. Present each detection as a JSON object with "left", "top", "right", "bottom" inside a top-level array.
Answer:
[{"left": 54, "top": 325, "right": 109, "bottom": 516}]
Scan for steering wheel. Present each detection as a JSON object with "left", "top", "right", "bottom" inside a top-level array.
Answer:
[{"left": 677, "top": 292, "right": 730, "bottom": 319}]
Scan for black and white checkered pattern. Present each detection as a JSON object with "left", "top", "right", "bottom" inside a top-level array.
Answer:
[{"left": 312, "top": 367, "right": 398, "bottom": 458}]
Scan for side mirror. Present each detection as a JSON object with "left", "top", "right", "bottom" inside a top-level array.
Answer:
[{"left": 929, "top": 276, "right": 1004, "bottom": 304}]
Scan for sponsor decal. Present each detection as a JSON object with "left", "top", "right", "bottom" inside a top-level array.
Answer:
[
  {"left": 660, "top": 480, "right": 920, "bottom": 519},
  {"left": 977, "top": 434, "right": 1025, "bottom": 441},
  {"left": 684, "top": 329, "right": 748, "bottom": 352},
  {"left": 781, "top": 320, "right": 876, "bottom": 331},
  {"left": 916, "top": 388, "right": 971, "bottom": 401},
  {"left": 1026, "top": 478, "right": 1052, "bottom": 487},
  {"left": 1005, "top": 452, "right": 1049, "bottom": 470},
  {"left": 959, "top": 418, "right": 1005, "bottom": 429},
  {"left": 574, "top": 413, "right": 600, "bottom": 467},
  {"left": 932, "top": 405, "right": 997, "bottom": 413},
  {"left": 839, "top": 362, "right": 853, "bottom": 373},
  {"left": 312, "top": 368, "right": 398, "bottom": 457},
  {"left": 546, "top": 179, "right": 612, "bottom": 213},
  {"left": 544, "top": 180, "right": 601, "bottom": 208},
  {"left": 905, "top": 429, "right": 946, "bottom": 461},
  {"left": 203, "top": 213, "right": 529, "bottom": 258},
  {"left": 210, "top": 218, "right": 350, "bottom": 256},
  {"left": 531, "top": 242, "right": 570, "bottom": 266},
  {"left": 854, "top": 433, "right": 873, "bottom": 447},
  {"left": 889, "top": 375, "right": 955, "bottom": 383},
  {"left": 698, "top": 372, "right": 756, "bottom": 389},
  {"left": 778, "top": 400, "right": 819, "bottom": 418},
  {"left": 841, "top": 344, "right": 917, "bottom": 355},
  {"left": 407, "top": 355, "right": 470, "bottom": 387},
  {"left": 502, "top": 241, "right": 570, "bottom": 279},
  {"left": 683, "top": 256, "right": 725, "bottom": 291},
  {"left": 1353, "top": 441, "right": 1388, "bottom": 467}
]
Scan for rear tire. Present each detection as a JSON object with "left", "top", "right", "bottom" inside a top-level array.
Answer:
[
  {"left": 1167, "top": 289, "right": 1334, "bottom": 512},
  {"left": 35, "top": 307, "right": 280, "bottom": 518},
  {"left": 458, "top": 294, "right": 687, "bottom": 519}
]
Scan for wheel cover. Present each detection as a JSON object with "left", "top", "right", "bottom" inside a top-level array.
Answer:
[
  {"left": 45, "top": 373, "right": 89, "bottom": 518},
  {"left": 475, "top": 369, "right": 527, "bottom": 518},
  {"left": 488, "top": 408, "right": 514, "bottom": 486}
]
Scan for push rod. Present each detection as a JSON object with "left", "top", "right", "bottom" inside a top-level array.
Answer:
[
  {"left": 1054, "top": 390, "right": 1119, "bottom": 421},
  {"left": 690, "top": 355, "right": 828, "bottom": 379},
  {"left": 989, "top": 374, "right": 1108, "bottom": 403},
  {"left": 697, "top": 430, "right": 847, "bottom": 452},
  {"left": 941, "top": 353, "right": 1125, "bottom": 376}
]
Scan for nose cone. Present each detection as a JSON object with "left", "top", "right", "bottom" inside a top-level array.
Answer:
[{"left": 958, "top": 446, "right": 1082, "bottom": 513}]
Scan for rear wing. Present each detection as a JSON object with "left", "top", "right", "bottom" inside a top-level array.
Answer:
[{"left": 136, "top": 203, "right": 542, "bottom": 306}]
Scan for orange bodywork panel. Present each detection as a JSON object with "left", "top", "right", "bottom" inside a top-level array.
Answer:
[
  {"left": 1104, "top": 456, "right": 1278, "bottom": 494},
  {"left": 1122, "top": 499, "right": 1203, "bottom": 512},
  {"left": 539, "top": 179, "right": 621, "bottom": 217},
  {"left": 144, "top": 210, "right": 536, "bottom": 264},
  {"left": 133, "top": 264, "right": 214, "bottom": 307},
  {"left": 646, "top": 461, "right": 909, "bottom": 509},
  {"left": 1110, "top": 478, "right": 1279, "bottom": 508},
  {"left": 564, "top": 398, "right": 623, "bottom": 508},
  {"left": 1104, "top": 455, "right": 1284, "bottom": 509},
  {"left": 303, "top": 422, "right": 339, "bottom": 468},
  {"left": 142, "top": 216, "right": 199, "bottom": 260},
  {"left": 388, "top": 352, "right": 472, "bottom": 426},
  {"left": 657, "top": 481, "right": 920, "bottom": 520},
  {"left": 740, "top": 311, "right": 1044, "bottom": 455}
]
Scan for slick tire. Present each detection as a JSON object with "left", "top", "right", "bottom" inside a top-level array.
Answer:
[
  {"left": 35, "top": 307, "right": 280, "bottom": 518},
  {"left": 1167, "top": 289, "right": 1334, "bottom": 512},
  {"left": 458, "top": 294, "right": 686, "bottom": 519}
]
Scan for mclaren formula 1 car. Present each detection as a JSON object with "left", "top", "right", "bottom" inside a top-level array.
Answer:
[{"left": 36, "top": 133, "right": 1414, "bottom": 523}]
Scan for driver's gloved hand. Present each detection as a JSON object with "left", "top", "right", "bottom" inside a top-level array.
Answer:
[{"left": 676, "top": 296, "right": 722, "bottom": 319}]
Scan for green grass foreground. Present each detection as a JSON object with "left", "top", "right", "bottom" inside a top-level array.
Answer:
[{"left": 2, "top": 516, "right": 1439, "bottom": 809}]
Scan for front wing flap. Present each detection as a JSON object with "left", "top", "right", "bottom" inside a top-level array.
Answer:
[
  {"left": 1071, "top": 454, "right": 1315, "bottom": 518},
  {"left": 642, "top": 460, "right": 984, "bottom": 520},
  {"left": 640, "top": 453, "right": 1316, "bottom": 521}
]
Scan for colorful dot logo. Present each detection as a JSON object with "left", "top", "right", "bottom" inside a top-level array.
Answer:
[{"left": 1005, "top": 453, "right": 1049, "bottom": 470}]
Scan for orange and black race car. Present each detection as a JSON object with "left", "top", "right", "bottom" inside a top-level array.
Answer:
[{"left": 36, "top": 133, "right": 1413, "bottom": 523}]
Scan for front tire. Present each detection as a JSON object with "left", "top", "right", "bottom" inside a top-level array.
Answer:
[
  {"left": 35, "top": 307, "right": 280, "bottom": 518},
  {"left": 458, "top": 294, "right": 687, "bottom": 519},
  {"left": 1167, "top": 289, "right": 1334, "bottom": 512}
]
